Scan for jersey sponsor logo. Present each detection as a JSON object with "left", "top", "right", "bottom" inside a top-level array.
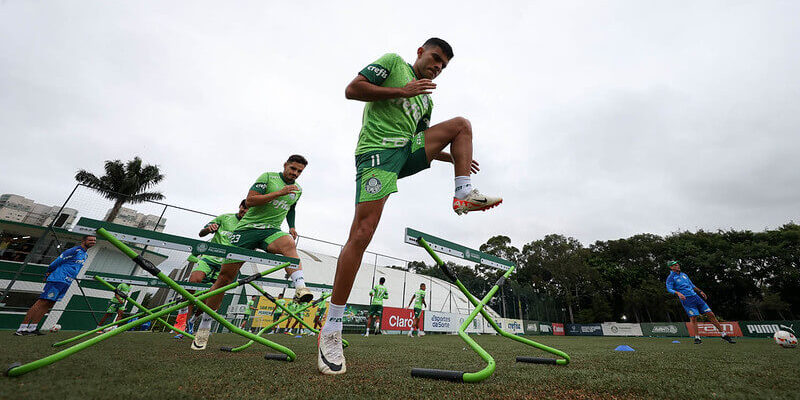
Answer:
[
  {"left": 366, "top": 65, "right": 388, "bottom": 79},
  {"left": 381, "top": 137, "right": 408, "bottom": 147},
  {"left": 270, "top": 199, "right": 293, "bottom": 211},
  {"left": 365, "top": 176, "right": 382, "bottom": 194},
  {"left": 254, "top": 183, "right": 267, "bottom": 190}
]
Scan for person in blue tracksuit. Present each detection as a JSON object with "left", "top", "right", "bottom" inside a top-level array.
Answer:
[
  {"left": 665, "top": 260, "right": 735, "bottom": 344},
  {"left": 14, "top": 235, "right": 96, "bottom": 336}
]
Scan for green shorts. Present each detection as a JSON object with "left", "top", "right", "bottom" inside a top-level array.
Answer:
[
  {"left": 368, "top": 304, "right": 384, "bottom": 317},
  {"left": 227, "top": 228, "right": 290, "bottom": 260},
  {"left": 355, "top": 132, "right": 429, "bottom": 203},
  {"left": 414, "top": 307, "right": 422, "bottom": 318},
  {"left": 191, "top": 257, "right": 221, "bottom": 283},
  {"left": 106, "top": 302, "right": 123, "bottom": 313}
]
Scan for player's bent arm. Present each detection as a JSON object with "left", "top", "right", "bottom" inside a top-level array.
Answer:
[
  {"left": 245, "top": 188, "right": 293, "bottom": 207},
  {"left": 345, "top": 75, "right": 405, "bottom": 101}
]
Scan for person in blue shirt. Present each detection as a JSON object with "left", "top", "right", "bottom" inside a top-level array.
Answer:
[
  {"left": 665, "top": 260, "right": 735, "bottom": 344},
  {"left": 14, "top": 235, "right": 96, "bottom": 336}
]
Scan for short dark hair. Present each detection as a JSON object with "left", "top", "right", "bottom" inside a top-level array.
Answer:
[
  {"left": 420, "top": 283, "right": 426, "bottom": 288},
  {"left": 240, "top": 199, "right": 247, "bottom": 208},
  {"left": 287, "top": 154, "right": 308, "bottom": 165},
  {"left": 379, "top": 277, "right": 385, "bottom": 284},
  {"left": 82, "top": 235, "right": 96, "bottom": 241},
  {"left": 423, "top": 37, "right": 453, "bottom": 59}
]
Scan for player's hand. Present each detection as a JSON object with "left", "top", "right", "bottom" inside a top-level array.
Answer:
[
  {"left": 207, "top": 223, "right": 219, "bottom": 233},
  {"left": 677, "top": 293, "right": 686, "bottom": 300},
  {"left": 401, "top": 79, "right": 436, "bottom": 97},
  {"left": 470, "top": 159, "right": 480, "bottom": 174},
  {"left": 289, "top": 228, "right": 298, "bottom": 240},
  {"left": 280, "top": 185, "right": 300, "bottom": 196}
]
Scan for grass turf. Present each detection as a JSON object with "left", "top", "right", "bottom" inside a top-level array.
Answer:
[{"left": 1, "top": 332, "right": 798, "bottom": 399}]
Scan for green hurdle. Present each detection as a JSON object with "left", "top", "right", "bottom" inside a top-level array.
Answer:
[
  {"left": 5, "top": 263, "right": 277, "bottom": 377},
  {"left": 219, "top": 291, "right": 351, "bottom": 353},
  {"left": 93, "top": 275, "right": 195, "bottom": 340},
  {"left": 405, "top": 228, "right": 570, "bottom": 383}
]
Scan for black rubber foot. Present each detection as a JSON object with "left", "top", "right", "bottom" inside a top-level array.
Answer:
[
  {"left": 516, "top": 356, "right": 558, "bottom": 364},
  {"left": 220, "top": 346, "right": 233, "bottom": 352},
  {"left": 411, "top": 367, "right": 464, "bottom": 382},
  {"left": 5, "top": 362, "right": 21, "bottom": 377},
  {"left": 264, "top": 353, "right": 289, "bottom": 361}
]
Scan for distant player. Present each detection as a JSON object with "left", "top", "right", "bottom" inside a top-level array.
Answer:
[
  {"left": 665, "top": 261, "right": 735, "bottom": 344},
  {"left": 97, "top": 282, "right": 131, "bottom": 331},
  {"left": 286, "top": 300, "right": 302, "bottom": 335},
  {"left": 241, "top": 295, "right": 258, "bottom": 332},
  {"left": 319, "top": 37, "right": 502, "bottom": 375},
  {"left": 406, "top": 283, "right": 427, "bottom": 337},
  {"left": 270, "top": 293, "right": 286, "bottom": 334},
  {"left": 364, "top": 277, "right": 388, "bottom": 337},
  {"left": 192, "top": 155, "right": 313, "bottom": 350},
  {"left": 15, "top": 235, "right": 96, "bottom": 336},
  {"left": 313, "top": 299, "right": 328, "bottom": 332}
]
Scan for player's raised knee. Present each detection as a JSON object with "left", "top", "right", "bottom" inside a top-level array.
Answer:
[{"left": 452, "top": 116, "right": 472, "bottom": 133}]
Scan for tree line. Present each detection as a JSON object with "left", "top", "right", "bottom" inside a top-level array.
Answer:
[{"left": 411, "top": 223, "right": 800, "bottom": 323}]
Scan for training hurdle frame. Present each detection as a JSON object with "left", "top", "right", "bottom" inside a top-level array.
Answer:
[{"left": 405, "top": 228, "right": 570, "bottom": 383}]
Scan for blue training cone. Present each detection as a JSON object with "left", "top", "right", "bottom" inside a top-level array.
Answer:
[
  {"left": 614, "top": 345, "right": 635, "bottom": 352},
  {"left": 672, "top": 340, "right": 680, "bottom": 344}
]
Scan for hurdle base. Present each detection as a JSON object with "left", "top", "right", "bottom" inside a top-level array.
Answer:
[
  {"left": 220, "top": 347, "right": 233, "bottom": 352},
  {"left": 5, "top": 362, "right": 21, "bottom": 377},
  {"left": 516, "top": 356, "right": 558, "bottom": 365},
  {"left": 264, "top": 353, "right": 290, "bottom": 361},
  {"left": 411, "top": 367, "right": 464, "bottom": 382}
]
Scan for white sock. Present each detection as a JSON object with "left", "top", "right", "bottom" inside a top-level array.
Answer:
[
  {"left": 321, "top": 303, "right": 345, "bottom": 333},
  {"left": 199, "top": 314, "right": 213, "bottom": 330},
  {"left": 17, "top": 323, "right": 26, "bottom": 332},
  {"left": 695, "top": 335, "right": 700, "bottom": 340},
  {"left": 454, "top": 176, "right": 472, "bottom": 199},
  {"left": 720, "top": 331, "right": 727, "bottom": 337},
  {"left": 290, "top": 270, "right": 307, "bottom": 289},
  {"left": 27, "top": 323, "right": 37, "bottom": 331}
]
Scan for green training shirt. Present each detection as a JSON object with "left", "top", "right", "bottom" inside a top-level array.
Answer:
[
  {"left": 273, "top": 298, "right": 286, "bottom": 316},
  {"left": 369, "top": 284, "right": 389, "bottom": 305},
  {"left": 245, "top": 299, "right": 254, "bottom": 315},
  {"left": 236, "top": 172, "right": 302, "bottom": 231},
  {"left": 111, "top": 283, "right": 130, "bottom": 304},
  {"left": 356, "top": 53, "right": 433, "bottom": 155},
  {"left": 201, "top": 213, "right": 241, "bottom": 264},
  {"left": 413, "top": 289, "right": 426, "bottom": 309}
]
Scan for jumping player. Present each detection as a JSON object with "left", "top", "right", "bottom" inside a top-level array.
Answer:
[
  {"left": 97, "top": 282, "right": 130, "bottom": 330},
  {"left": 319, "top": 38, "right": 502, "bottom": 375},
  {"left": 15, "top": 235, "right": 96, "bottom": 336},
  {"left": 192, "top": 155, "right": 313, "bottom": 350},
  {"left": 364, "top": 277, "right": 388, "bottom": 337},
  {"left": 665, "top": 261, "right": 735, "bottom": 344},
  {"left": 406, "top": 283, "right": 426, "bottom": 337}
]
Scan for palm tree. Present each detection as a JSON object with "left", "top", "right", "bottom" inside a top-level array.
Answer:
[{"left": 75, "top": 157, "right": 165, "bottom": 222}]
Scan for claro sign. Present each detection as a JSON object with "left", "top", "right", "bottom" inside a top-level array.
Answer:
[{"left": 381, "top": 307, "right": 423, "bottom": 331}]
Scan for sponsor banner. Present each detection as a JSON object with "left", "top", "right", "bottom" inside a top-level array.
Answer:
[
  {"left": 739, "top": 320, "right": 799, "bottom": 337},
  {"left": 501, "top": 318, "right": 525, "bottom": 334},
  {"left": 565, "top": 323, "right": 603, "bottom": 336},
  {"left": 463, "top": 314, "right": 484, "bottom": 334},
  {"left": 538, "top": 322, "right": 554, "bottom": 335},
  {"left": 424, "top": 311, "right": 460, "bottom": 332},
  {"left": 552, "top": 323, "right": 565, "bottom": 336},
  {"left": 251, "top": 297, "right": 327, "bottom": 329},
  {"left": 523, "top": 320, "right": 539, "bottom": 335},
  {"left": 641, "top": 322, "right": 689, "bottom": 337},
  {"left": 687, "top": 321, "right": 743, "bottom": 337},
  {"left": 601, "top": 322, "right": 643, "bottom": 336},
  {"left": 381, "top": 306, "right": 423, "bottom": 331}
]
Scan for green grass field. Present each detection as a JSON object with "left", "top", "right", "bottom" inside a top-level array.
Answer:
[{"left": 1, "top": 332, "right": 798, "bottom": 399}]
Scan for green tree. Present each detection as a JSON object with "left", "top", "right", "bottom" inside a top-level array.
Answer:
[{"left": 75, "top": 157, "right": 165, "bottom": 222}]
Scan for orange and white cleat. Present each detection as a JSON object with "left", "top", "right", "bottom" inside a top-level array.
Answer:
[{"left": 452, "top": 189, "right": 503, "bottom": 215}]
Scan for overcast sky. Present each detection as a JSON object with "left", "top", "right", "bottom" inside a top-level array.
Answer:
[{"left": 2, "top": 1, "right": 798, "bottom": 264}]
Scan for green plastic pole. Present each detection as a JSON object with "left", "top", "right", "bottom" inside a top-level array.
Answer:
[
  {"left": 94, "top": 276, "right": 195, "bottom": 340},
  {"left": 222, "top": 292, "right": 333, "bottom": 353},
  {"left": 6, "top": 267, "right": 271, "bottom": 377},
  {"left": 51, "top": 299, "right": 176, "bottom": 348},
  {"left": 410, "top": 237, "right": 570, "bottom": 383},
  {"left": 94, "top": 228, "right": 297, "bottom": 361}
]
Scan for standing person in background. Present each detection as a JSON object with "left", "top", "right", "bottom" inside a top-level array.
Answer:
[
  {"left": 406, "top": 283, "right": 427, "bottom": 337},
  {"left": 665, "top": 261, "right": 735, "bottom": 345},
  {"left": 364, "top": 277, "right": 388, "bottom": 337},
  {"left": 97, "top": 282, "right": 130, "bottom": 331},
  {"left": 15, "top": 235, "right": 96, "bottom": 336}
]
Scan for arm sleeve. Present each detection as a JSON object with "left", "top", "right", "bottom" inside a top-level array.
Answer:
[
  {"left": 205, "top": 215, "right": 222, "bottom": 229},
  {"left": 358, "top": 53, "right": 398, "bottom": 86},
  {"left": 287, "top": 204, "right": 296, "bottom": 229},
  {"left": 665, "top": 277, "right": 676, "bottom": 294},
  {"left": 249, "top": 173, "right": 270, "bottom": 194},
  {"left": 48, "top": 248, "right": 75, "bottom": 272}
]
